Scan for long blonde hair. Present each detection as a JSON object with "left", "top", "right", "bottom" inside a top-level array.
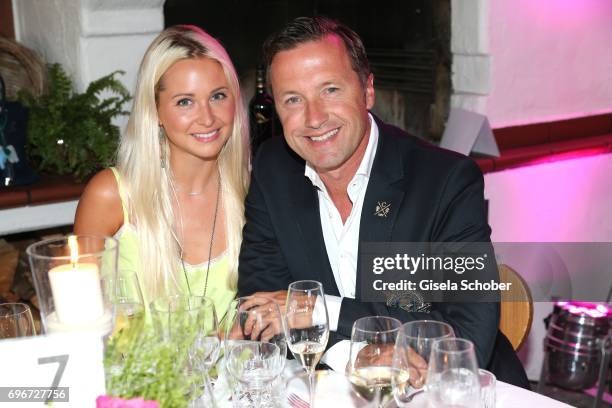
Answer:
[{"left": 116, "top": 25, "right": 249, "bottom": 299}]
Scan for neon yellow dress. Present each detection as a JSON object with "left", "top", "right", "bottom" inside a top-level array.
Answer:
[{"left": 109, "top": 167, "right": 236, "bottom": 320}]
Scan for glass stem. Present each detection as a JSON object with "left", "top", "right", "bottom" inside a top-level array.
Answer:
[
  {"left": 201, "top": 369, "right": 216, "bottom": 408},
  {"left": 309, "top": 370, "right": 316, "bottom": 408},
  {"left": 375, "top": 386, "right": 382, "bottom": 408}
]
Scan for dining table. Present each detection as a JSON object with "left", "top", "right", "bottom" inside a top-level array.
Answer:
[{"left": 213, "top": 358, "right": 574, "bottom": 408}]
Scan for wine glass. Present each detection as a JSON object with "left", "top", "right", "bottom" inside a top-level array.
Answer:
[
  {"left": 225, "top": 341, "right": 284, "bottom": 407},
  {"left": 425, "top": 338, "right": 481, "bottom": 407},
  {"left": 223, "top": 297, "right": 287, "bottom": 406},
  {"left": 105, "top": 272, "right": 146, "bottom": 375},
  {"left": 347, "top": 316, "right": 402, "bottom": 408},
  {"left": 110, "top": 271, "right": 145, "bottom": 336},
  {"left": 0, "top": 303, "right": 36, "bottom": 339},
  {"left": 151, "top": 295, "right": 219, "bottom": 406},
  {"left": 392, "top": 320, "right": 455, "bottom": 406},
  {"left": 285, "top": 280, "right": 329, "bottom": 408}
]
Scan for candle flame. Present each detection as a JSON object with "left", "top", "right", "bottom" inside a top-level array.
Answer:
[{"left": 68, "top": 235, "right": 79, "bottom": 265}]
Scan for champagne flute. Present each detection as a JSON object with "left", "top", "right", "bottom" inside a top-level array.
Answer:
[
  {"left": 425, "top": 338, "right": 481, "bottom": 408},
  {"left": 285, "top": 280, "right": 329, "bottom": 408},
  {"left": 347, "top": 316, "right": 402, "bottom": 408},
  {"left": 0, "top": 303, "right": 36, "bottom": 339},
  {"left": 392, "top": 320, "right": 455, "bottom": 406}
]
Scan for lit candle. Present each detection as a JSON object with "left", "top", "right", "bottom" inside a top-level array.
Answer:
[{"left": 48, "top": 236, "right": 105, "bottom": 325}]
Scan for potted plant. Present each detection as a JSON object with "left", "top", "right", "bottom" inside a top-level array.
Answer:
[{"left": 19, "top": 63, "right": 130, "bottom": 181}]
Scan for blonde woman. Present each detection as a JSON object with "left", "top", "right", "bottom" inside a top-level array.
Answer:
[{"left": 74, "top": 25, "right": 249, "bottom": 314}]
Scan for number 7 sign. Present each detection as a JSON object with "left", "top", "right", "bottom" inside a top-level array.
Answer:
[{"left": 0, "top": 333, "right": 105, "bottom": 406}]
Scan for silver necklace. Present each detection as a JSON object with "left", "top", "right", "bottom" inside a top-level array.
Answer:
[
  {"left": 175, "top": 186, "right": 205, "bottom": 196},
  {"left": 181, "top": 173, "right": 221, "bottom": 297}
]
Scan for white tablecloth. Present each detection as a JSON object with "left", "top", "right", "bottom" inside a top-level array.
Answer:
[{"left": 216, "top": 359, "right": 574, "bottom": 408}]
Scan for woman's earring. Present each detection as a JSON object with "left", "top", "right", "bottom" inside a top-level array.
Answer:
[{"left": 159, "top": 125, "right": 166, "bottom": 169}]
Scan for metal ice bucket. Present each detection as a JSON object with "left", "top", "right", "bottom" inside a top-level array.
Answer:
[{"left": 543, "top": 302, "right": 610, "bottom": 390}]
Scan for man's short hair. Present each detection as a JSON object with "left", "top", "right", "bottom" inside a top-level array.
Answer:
[{"left": 263, "top": 16, "right": 371, "bottom": 87}]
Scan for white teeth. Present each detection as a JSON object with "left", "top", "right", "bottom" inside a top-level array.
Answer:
[
  {"left": 193, "top": 130, "right": 217, "bottom": 139},
  {"left": 310, "top": 128, "right": 339, "bottom": 142}
]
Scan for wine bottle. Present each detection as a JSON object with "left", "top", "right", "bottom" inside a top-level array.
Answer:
[{"left": 249, "top": 65, "right": 276, "bottom": 158}]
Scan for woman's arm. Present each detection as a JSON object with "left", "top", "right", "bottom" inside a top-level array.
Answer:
[{"left": 73, "top": 168, "right": 124, "bottom": 236}]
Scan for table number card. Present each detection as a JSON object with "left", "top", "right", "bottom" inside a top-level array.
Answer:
[{"left": 0, "top": 332, "right": 106, "bottom": 406}]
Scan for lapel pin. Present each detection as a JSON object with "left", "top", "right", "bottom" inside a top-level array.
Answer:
[{"left": 374, "top": 201, "right": 390, "bottom": 217}]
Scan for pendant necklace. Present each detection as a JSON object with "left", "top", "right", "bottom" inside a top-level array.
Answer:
[{"left": 181, "top": 173, "right": 221, "bottom": 297}]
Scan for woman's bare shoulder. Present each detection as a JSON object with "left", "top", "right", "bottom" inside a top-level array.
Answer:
[{"left": 73, "top": 169, "right": 124, "bottom": 235}]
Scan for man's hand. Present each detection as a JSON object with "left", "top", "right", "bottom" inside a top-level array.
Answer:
[
  {"left": 352, "top": 343, "right": 428, "bottom": 388},
  {"left": 242, "top": 290, "right": 288, "bottom": 310},
  {"left": 226, "top": 296, "right": 284, "bottom": 343},
  {"left": 354, "top": 343, "right": 395, "bottom": 368},
  {"left": 398, "top": 346, "right": 428, "bottom": 388}
]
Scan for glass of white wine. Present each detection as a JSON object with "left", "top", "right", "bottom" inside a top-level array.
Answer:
[
  {"left": 110, "top": 271, "right": 145, "bottom": 335},
  {"left": 347, "top": 316, "right": 402, "bottom": 408},
  {"left": 106, "top": 271, "right": 146, "bottom": 375},
  {"left": 285, "top": 280, "right": 329, "bottom": 408}
]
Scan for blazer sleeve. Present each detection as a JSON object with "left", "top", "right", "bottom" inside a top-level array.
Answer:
[
  {"left": 238, "top": 160, "right": 292, "bottom": 296},
  {"left": 336, "top": 158, "right": 499, "bottom": 368}
]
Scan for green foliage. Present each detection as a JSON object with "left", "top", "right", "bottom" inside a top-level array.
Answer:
[
  {"left": 104, "top": 311, "right": 198, "bottom": 408},
  {"left": 19, "top": 63, "right": 131, "bottom": 180}
]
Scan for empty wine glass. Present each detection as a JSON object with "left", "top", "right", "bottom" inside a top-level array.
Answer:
[
  {"left": 426, "top": 338, "right": 481, "bottom": 408},
  {"left": 225, "top": 341, "right": 284, "bottom": 407},
  {"left": 347, "top": 316, "right": 402, "bottom": 408},
  {"left": 223, "top": 297, "right": 287, "bottom": 406},
  {"left": 479, "top": 369, "right": 496, "bottom": 408},
  {"left": 392, "top": 320, "right": 455, "bottom": 406},
  {"left": 151, "top": 295, "right": 219, "bottom": 406},
  {"left": 0, "top": 303, "right": 36, "bottom": 339},
  {"left": 285, "top": 280, "right": 329, "bottom": 408}
]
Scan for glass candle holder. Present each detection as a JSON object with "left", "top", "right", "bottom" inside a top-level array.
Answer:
[{"left": 26, "top": 235, "right": 117, "bottom": 335}]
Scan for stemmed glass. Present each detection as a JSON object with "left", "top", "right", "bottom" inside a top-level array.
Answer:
[
  {"left": 285, "top": 280, "right": 329, "bottom": 408},
  {"left": 151, "top": 295, "right": 219, "bottom": 406},
  {"left": 425, "top": 338, "right": 481, "bottom": 407},
  {"left": 226, "top": 341, "right": 284, "bottom": 407},
  {"left": 105, "top": 272, "right": 146, "bottom": 374},
  {"left": 110, "top": 271, "right": 145, "bottom": 337},
  {"left": 346, "top": 316, "right": 402, "bottom": 408},
  {"left": 392, "top": 320, "right": 455, "bottom": 406},
  {"left": 223, "top": 297, "right": 287, "bottom": 406},
  {"left": 0, "top": 303, "right": 36, "bottom": 339}
]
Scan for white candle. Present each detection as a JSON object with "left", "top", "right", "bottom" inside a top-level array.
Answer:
[{"left": 48, "top": 262, "right": 105, "bottom": 325}]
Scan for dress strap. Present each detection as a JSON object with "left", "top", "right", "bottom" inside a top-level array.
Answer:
[{"left": 109, "top": 167, "right": 130, "bottom": 225}]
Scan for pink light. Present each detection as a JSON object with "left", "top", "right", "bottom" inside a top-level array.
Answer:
[
  {"left": 526, "top": 0, "right": 610, "bottom": 27},
  {"left": 522, "top": 147, "right": 610, "bottom": 169},
  {"left": 559, "top": 301, "right": 609, "bottom": 318}
]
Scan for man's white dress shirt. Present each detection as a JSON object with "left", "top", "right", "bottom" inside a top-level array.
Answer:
[{"left": 304, "top": 114, "right": 379, "bottom": 368}]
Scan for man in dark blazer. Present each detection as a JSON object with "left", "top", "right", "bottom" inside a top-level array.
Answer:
[{"left": 238, "top": 16, "right": 529, "bottom": 388}]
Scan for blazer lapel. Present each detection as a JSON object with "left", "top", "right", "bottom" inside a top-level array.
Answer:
[
  {"left": 357, "top": 123, "right": 407, "bottom": 296},
  {"left": 288, "top": 170, "right": 340, "bottom": 296}
]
